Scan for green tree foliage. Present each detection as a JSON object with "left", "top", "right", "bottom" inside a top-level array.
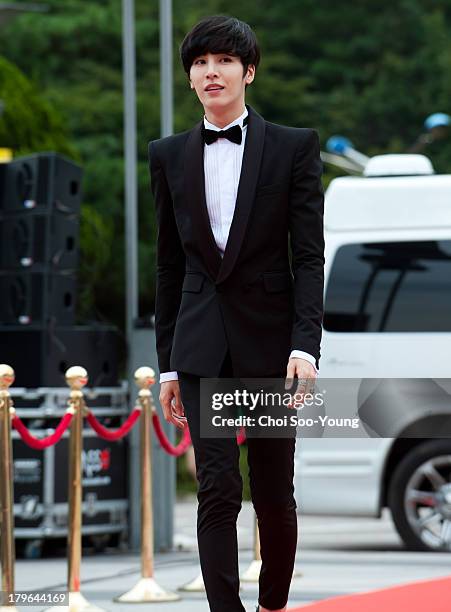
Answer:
[
  {"left": 2, "top": 0, "right": 451, "bottom": 331},
  {"left": 0, "top": 56, "right": 75, "bottom": 156},
  {"left": 77, "top": 203, "right": 115, "bottom": 322}
]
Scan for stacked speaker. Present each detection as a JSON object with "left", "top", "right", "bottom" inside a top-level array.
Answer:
[{"left": 0, "top": 153, "right": 120, "bottom": 388}]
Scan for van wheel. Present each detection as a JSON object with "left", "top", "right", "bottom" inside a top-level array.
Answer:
[{"left": 388, "top": 440, "right": 451, "bottom": 552}]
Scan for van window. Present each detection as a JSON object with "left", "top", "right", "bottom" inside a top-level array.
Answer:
[{"left": 324, "top": 241, "right": 451, "bottom": 332}]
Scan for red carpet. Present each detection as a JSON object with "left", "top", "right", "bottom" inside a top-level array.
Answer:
[{"left": 289, "top": 575, "right": 451, "bottom": 612}]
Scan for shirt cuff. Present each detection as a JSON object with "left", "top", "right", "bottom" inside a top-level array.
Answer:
[
  {"left": 159, "top": 371, "right": 179, "bottom": 383},
  {"left": 289, "top": 350, "right": 319, "bottom": 374}
]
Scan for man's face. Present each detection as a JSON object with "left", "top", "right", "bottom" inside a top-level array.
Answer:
[{"left": 189, "top": 52, "right": 255, "bottom": 115}]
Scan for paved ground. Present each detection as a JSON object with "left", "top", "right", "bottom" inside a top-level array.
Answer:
[{"left": 12, "top": 498, "right": 451, "bottom": 611}]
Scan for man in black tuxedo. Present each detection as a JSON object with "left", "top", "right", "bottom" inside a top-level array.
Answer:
[{"left": 149, "top": 15, "right": 324, "bottom": 612}]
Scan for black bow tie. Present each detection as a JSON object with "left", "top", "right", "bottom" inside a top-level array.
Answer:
[{"left": 202, "top": 116, "right": 249, "bottom": 145}]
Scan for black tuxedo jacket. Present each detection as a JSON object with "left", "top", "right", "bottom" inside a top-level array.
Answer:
[{"left": 148, "top": 105, "right": 324, "bottom": 378}]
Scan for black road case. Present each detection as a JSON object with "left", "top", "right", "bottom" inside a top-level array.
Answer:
[{"left": 10, "top": 384, "right": 129, "bottom": 556}]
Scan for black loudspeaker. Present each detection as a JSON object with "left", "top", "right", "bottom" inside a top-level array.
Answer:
[
  {"left": 0, "top": 325, "right": 120, "bottom": 388},
  {"left": 0, "top": 152, "right": 82, "bottom": 214},
  {"left": 0, "top": 152, "right": 82, "bottom": 327},
  {"left": 0, "top": 162, "right": 7, "bottom": 198},
  {"left": 0, "top": 209, "right": 79, "bottom": 270},
  {"left": 0, "top": 271, "right": 76, "bottom": 325}
]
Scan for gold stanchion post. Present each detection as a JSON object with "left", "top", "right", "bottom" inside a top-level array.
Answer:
[
  {"left": 181, "top": 503, "right": 266, "bottom": 590},
  {"left": 0, "top": 365, "right": 18, "bottom": 612},
  {"left": 240, "top": 512, "right": 302, "bottom": 581},
  {"left": 115, "top": 366, "right": 179, "bottom": 603},
  {"left": 49, "top": 366, "right": 104, "bottom": 612},
  {"left": 240, "top": 512, "right": 262, "bottom": 582}
]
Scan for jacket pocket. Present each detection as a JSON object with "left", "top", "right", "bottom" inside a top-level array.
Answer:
[
  {"left": 182, "top": 273, "right": 205, "bottom": 293},
  {"left": 263, "top": 271, "right": 292, "bottom": 293},
  {"left": 256, "top": 182, "right": 284, "bottom": 197}
]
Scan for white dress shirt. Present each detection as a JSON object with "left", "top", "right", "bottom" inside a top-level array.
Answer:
[{"left": 160, "top": 108, "right": 318, "bottom": 382}]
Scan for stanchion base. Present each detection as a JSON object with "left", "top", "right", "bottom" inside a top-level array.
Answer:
[
  {"left": 114, "top": 577, "right": 180, "bottom": 603},
  {"left": 240, "top": 559, "right": 303, "bottom": 582},
  {"left": 177, "top": 572, "right": 205, "bottom": 592},
  {"left": 45, "top": 591, "right": 105, "bottom": 612},
  {"left": 240, "top": 559, "right": 262, "bottom": 582}
]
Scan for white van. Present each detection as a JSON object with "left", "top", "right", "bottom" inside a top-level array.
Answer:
[{"left": 294, "top": 154, "right": 451, "bottom": 552}]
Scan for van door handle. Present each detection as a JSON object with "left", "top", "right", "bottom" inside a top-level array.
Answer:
[{"left": 326, "top": 358, "right": 365, "bottom": 366}]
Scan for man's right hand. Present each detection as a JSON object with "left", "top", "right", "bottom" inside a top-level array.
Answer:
[{"left": 159, "top": 381, "right": 187, "bottom": 429}]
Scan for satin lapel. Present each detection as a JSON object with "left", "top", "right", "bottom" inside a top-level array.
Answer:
[
  {"left": 184, "top": 121, "right": 222, "bottom": 280},
  {"left": 216, "top": 106, "right": 266, "bottom": 284}
]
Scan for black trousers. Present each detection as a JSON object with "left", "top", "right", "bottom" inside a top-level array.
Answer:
[{"left": 178, "top": 352, "right": 298, "bottom": 612}]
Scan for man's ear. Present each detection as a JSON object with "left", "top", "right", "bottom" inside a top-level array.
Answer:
[{"left": 245, "top": 64, "right": 256, "bottom": 85}]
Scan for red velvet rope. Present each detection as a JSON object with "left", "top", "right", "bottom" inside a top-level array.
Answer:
[
  {"left": 236, "top": 426, "right": 247, "bottom": 445},
  {"left": 86, "top": 407, "right": 141, "bottom": 441},
  {"left": 12, "top": 412, "right": 73, "bottom": 450},
  {"left": 152, "top": 412, "right": 192, "bottom": 456}
]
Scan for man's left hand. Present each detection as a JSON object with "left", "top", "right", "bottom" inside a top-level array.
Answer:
[{"left": 285, "top": 358, "right": 317, "bottom": 408}]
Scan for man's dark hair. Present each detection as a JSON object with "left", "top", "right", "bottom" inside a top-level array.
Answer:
[{"left": 180, "top": 15, "right": 260, "bottom": 77}]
